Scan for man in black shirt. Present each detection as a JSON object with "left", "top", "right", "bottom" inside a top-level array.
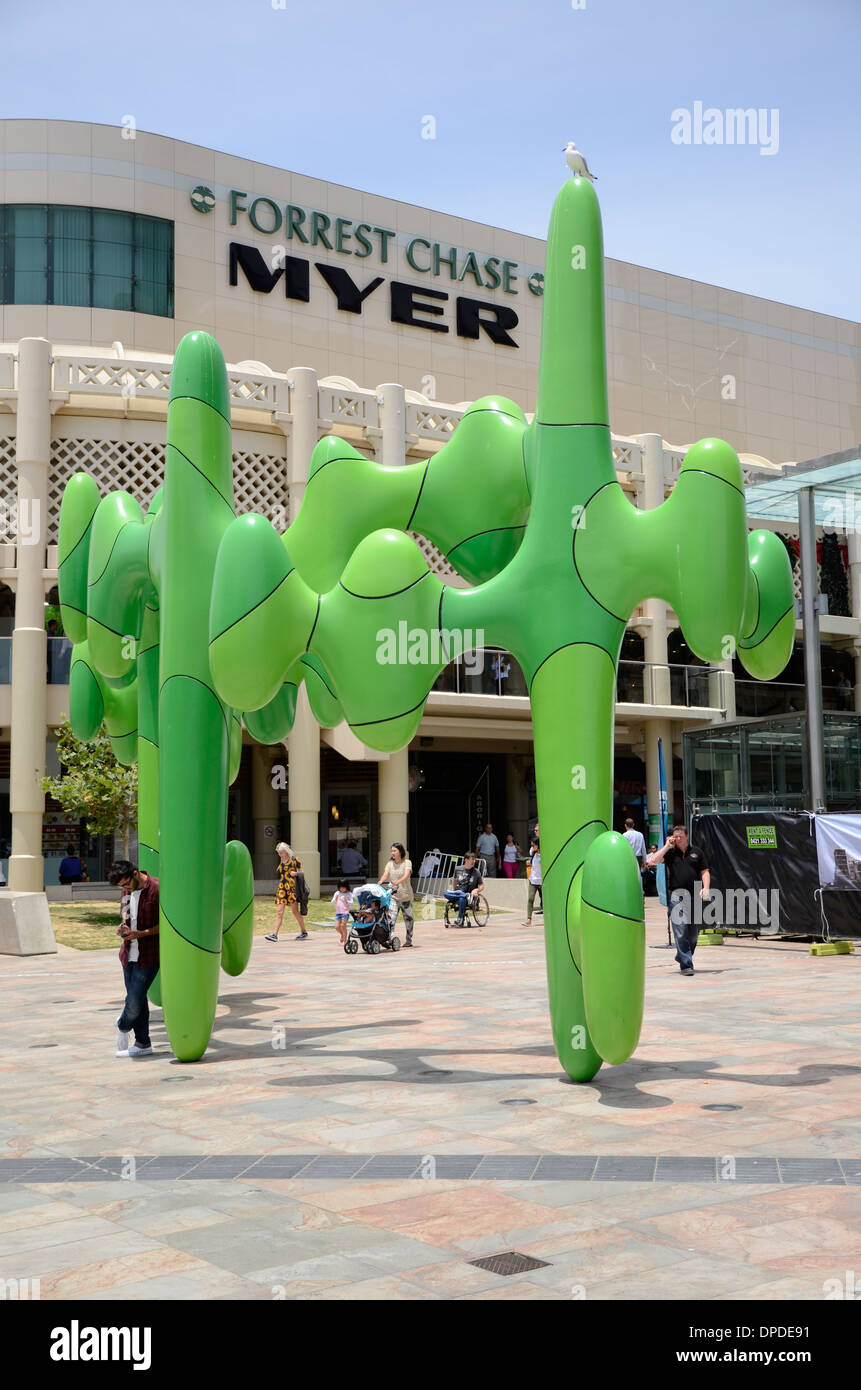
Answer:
[
  {"left": 444, "top": 853, "right": 484, "bottom": 926},
  {"left": 649, "top": 824, "right": 710, "bottom": 975}
]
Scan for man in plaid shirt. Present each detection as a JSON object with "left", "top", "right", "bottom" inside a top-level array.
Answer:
[{"left": 108, "top": 860, "right": 160, "bottom": 1057}]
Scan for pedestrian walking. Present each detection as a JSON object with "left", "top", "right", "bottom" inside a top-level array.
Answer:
[
  {"left": 331, "top": 880, "right": 354, "bottom": 946},
  {"left": 476, "top": 822, "right": 501, "bottom": 876},
  {"left": 522, "top": 837, "right": 543, "bottom": 926},
  {"left": 648, "top": 824, "right": 710, "bottom": 975},
  {"left": 107, "top": 860, "right": 160, "bottom": 1057},
  {"left": 265, "top": 842, "right": 306, "bottom": 941},
  {"left": 502, "top": 832, "right": 521, "bottom": 879},
  {"left": 622, "top": 817, "right": 647, "bottom": 867},
  {"left": 379, "top": 842, "right": 415, "bottom": 946}
]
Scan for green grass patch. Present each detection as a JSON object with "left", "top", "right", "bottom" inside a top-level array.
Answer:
[{"left": 49, "top": 894, "right": 465, "bottom": 949}]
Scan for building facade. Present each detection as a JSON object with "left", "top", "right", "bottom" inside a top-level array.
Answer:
[{"left": 1, "top": 120, "right": 860, "bottom": 891}]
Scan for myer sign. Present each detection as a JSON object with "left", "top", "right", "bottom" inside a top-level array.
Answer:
[{"left": 190, "top": 184, "right": 544, "bottom": 348}]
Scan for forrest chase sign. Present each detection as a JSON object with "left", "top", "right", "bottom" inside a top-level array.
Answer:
[{"left": 190, "top": 184, "right": 545, "bottom": 347}]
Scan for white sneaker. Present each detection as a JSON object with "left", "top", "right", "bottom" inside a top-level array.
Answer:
[
  {"left": 126, "top": 1043, "right": 153, "bottom": 1057},
  {"left": 116, "top": 1019, "right": 130, "bottom": 1056}
]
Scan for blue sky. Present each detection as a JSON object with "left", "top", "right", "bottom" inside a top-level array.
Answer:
[{"left": 4, "top": 0, "right": 859, "bottom": 318}]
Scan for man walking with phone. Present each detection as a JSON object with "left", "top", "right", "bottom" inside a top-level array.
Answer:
[
  {"left": 108, "top": 860, "right": 160, "bottom": 1056},
  {"left": 648, "top": 825, "right": 710, "bottom": 976}
]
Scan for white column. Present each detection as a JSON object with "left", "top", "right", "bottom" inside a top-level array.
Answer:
[
  {"left": 506, "top": 755, "right": 530, "bottom": 852},
  {"left": 9, "top": 339, "right": 51, "bottom": 891},
  {"left": 288, "top": 684, "right": 320, "bottom": 896},
  {"left": 251, "top": 743, "right": 281, "bottom": 879},
  {"left": 638, "top": 434, "right": 671, "bottom": 705},
  {"left": 378, "top": 746, "right": 409, "bottom": 872},
  {"left": 377, "top": 383, "right": 406, "bottom": 468},
  {"left": 286, "top": 367, "right": 317, "bottom": 524},
  {"left": 708, "top": 658, "right": 736, "bottom": 718}
]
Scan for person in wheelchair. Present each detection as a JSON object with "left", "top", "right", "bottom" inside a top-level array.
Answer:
[{"left": 444, "top": 852, "right": 484, "bottom": 927}]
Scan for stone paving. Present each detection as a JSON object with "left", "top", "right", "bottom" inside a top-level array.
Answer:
[{"left": 0, "top": 901, "right": 859, "bottom": 1300}]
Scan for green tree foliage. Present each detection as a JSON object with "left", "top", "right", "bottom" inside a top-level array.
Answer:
[{"left": 43, "top": 716, "right": 137, "bottom": 857}]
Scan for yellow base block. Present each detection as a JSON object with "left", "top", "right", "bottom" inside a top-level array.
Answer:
[
  {"left": 809, "top": 941, "right": 855, "bottom": 956},
  {"left": 699, "top": 930, "right": 725, "bottom": 945}
]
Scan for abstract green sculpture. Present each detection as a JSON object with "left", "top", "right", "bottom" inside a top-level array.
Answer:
[
  {"left": 209, "top": 173, "right": 795, "bottom": 1081},
  {"left": 57, "top": 336, "right": 278, "bottom": 1059},
  {"left": 58, "top": 168, "right": 794, "bottom": 1076}
]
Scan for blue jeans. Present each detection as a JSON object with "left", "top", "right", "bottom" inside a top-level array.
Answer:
[
  {"left": 444, "top": 890, "right": 469, "bottom": 923},
  {"left": 118, "top": 963, "right": 159, "bottom": 1046},
  {"left": 669, "top": 890, "right": 699, "bottom": 971}
]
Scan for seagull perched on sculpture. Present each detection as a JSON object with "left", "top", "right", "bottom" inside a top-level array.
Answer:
[{"left": 564, "top": 141, "right": 597, "bottom": 180}]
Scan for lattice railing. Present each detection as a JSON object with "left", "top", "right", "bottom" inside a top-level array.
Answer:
[
  {"left": 54, "top": 357, "right": 172, "bottom": 399},
  {"left": 612, "top": 439, "right": 643, "bottom": 473},
  {"left": 317, "top": 383, "right": 376, "bottom": 428},
  {"left": 54, "top": 354, "right": 288, "bottom": 413},
  {"left": 46, "top": 436, "right": 289, "bottom": 544},
  {"left": 408, "top": 404, "right": 462, "bottom": 442},
  {"left": 0, "top": 434, "right": 17, "bottom": 541}
]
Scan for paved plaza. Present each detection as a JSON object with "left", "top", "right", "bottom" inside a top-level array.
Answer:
[{"left": 1, "top": 902, "right": 859, "bottom": 1301}]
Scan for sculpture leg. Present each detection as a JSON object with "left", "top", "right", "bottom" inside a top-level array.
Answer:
[
  {"left": 221, "top": 839, "right": 254, "bottom": 976},
  {"left": 531, "top": 644, "right": 643, "bottom": 1080}
]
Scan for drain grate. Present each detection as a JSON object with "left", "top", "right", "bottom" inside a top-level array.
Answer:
[
  {"left": 701, "top": 1104, "right": 742, "bottom": 1112},
  {"left": 469, "top": 1251, "right": 550, "bottom": 1277}
]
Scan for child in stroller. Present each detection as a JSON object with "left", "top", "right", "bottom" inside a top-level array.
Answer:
[{"left": 344, "top": 883, "right": 402, "bottom": 956}]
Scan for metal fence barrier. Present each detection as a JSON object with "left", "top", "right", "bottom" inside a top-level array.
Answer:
[{"left": 416, "top": 849, "right": 488, "bottom": 900}]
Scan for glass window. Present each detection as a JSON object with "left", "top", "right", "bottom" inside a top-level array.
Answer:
[
  {"left": 0, "top": 204, "right": 174, "bottom": 317},
  {"left": 92, "top": 275, "right": 134, "bottom": 312}
]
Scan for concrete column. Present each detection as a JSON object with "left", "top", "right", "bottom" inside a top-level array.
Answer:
[
  {"left": 708, "top": 659, "right": 736, "bottom": 719},
  {"left": 506, "top": 755, "right": 530, "bottom": 851},
  {"left": 638, "top": 433, "right": 671, "bottom": 706},
  {"left": 10, "top": 339, "right": 51, "bottom": 891},
  {"left": 288, "top": 684, "right": 320, "bottom": 896},
  {"left": 377, "top": 383, "right": 406, "bottom": 469},
  {"left": 378, "top": 746, "right": 409, "bottom": 872},
  {"left": 645, "top": 717, "right": 674, "bottom": 842},
  {"left": 251, "top": 743, "right": 281, "bottom": 879},
  {"left": 286, "top": 367, "right": 317, "bottom": 524}
]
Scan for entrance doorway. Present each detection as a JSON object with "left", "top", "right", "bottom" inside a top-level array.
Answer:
[{"left": 325, "top": 787, "right": 372, "bottom": 879}]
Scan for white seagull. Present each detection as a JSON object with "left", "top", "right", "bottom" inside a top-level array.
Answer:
[{"left": 564, "top": 141, "right": 597, "bottom": 181}]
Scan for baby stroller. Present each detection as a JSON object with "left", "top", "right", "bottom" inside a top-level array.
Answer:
[{"left": 345, "top": 883, "right": 401, "bottom": 955}]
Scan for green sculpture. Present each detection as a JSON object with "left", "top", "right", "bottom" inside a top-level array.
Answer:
[
  {"left": 58, "top": 168, "right": 793, "bottom": 1076},
  {"left": 58, "top": 335, "right": 272, "bottom": 1059},
  {"left": 209, "top": 173, "right": 794, "bottom": 1081}
]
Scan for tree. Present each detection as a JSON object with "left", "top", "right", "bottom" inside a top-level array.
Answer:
[{"left": 43, "top": 716, "right": 138, "bottom": 859}]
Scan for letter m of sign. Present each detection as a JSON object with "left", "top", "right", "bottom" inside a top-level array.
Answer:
[{"left": 229, "top": 243, "right": 309, "bottom": 301}]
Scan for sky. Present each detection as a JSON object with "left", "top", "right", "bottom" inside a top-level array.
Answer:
[{"left": 2, "top": 0, "right": 859, "bottom": 319}]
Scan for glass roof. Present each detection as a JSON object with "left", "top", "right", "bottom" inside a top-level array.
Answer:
[{"left": 745, "top": 451, "right": 861, "bottom": 524}]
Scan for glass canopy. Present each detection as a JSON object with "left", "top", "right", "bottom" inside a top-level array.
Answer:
[{"left": 745, "top": 447, "right": 861, "bottom": 525}]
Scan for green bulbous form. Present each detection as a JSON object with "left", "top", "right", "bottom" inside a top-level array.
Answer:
[{"left": 210, "top": 171, "right": 794, "bottom": 1081}]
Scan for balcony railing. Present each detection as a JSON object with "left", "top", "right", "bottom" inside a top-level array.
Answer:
[
  {"left": 734, "top": 679, "right": 851, "bottom": 718},
  {"left": 431, "top": 652, "right": 719, "bottom": 708},
  {"left": 432, "top": 650, "right": 528, "bottom": 697},
  {"left": 616, "top": 660, "right": 714, "bottom": 708}
]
